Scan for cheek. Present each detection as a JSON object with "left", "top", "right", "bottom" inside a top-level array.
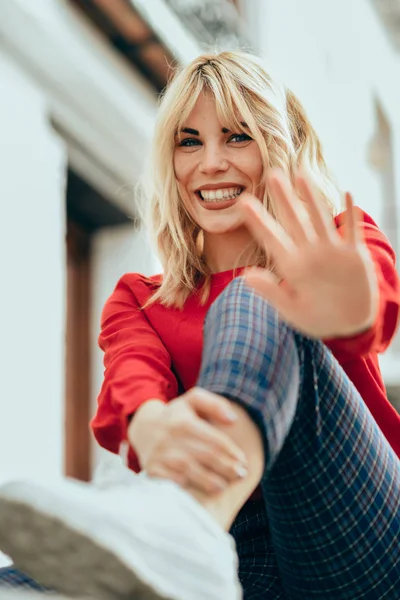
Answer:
[
  {"left": 173, "top": 157, "right": 192, "bottom": 207},
  {"left": 177, "top": 183, "right": 191, "bottom": 208},
  {"left": 173, "top": 153, "right": 191, "bottom": 185},
  {"left": 236, "top": 148, "right": 263, "bottom": 182},
  {"left": 249, "top": 150, "right": 264, "bottom": 181},
  {"left": 173, "top": 154, "right": 182, "bottom": 183}
]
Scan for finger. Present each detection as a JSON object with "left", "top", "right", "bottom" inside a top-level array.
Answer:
[
  {"left": 294, "top": 170, "right": 336, "bottom": 240},
  {"left": 185, "top": 461, "right": 231, "bottom": 494},
  {"left": 185, "top": 439, "right": 248, "bottom": 483},
  {"left": 343, "top": 192, "right": 360, "bottom": 245},
  {"left": 239, "top": 194, "right": 294, "bottom": 262},
  {"left": 244, "top": 268, "right": 295, "bottom": 315},
  {"left": 268, "top": 169, "right": 311, "bottom": 245},
  {"left": 146, "top": 463, "right": 188, "bottom": 489},
  {"left": 185, "top": 415, "right": 248, "bottom": 465},
  {"left": 166, "top": 453, "right": 230, "bottom": 494},
  {"left": 184, "top": 387, "right": 238, "bottom": 424}
]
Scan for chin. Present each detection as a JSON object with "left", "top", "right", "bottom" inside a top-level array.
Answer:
[{"left": 200, "top": 213, "right": 244, "bottom": 234}]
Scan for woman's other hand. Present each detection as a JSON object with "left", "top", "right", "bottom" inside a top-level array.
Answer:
[
  {"left": 127, "top": 388, "right": 248, "bottom": 495},
  {"left": 239, "top": 169, "right": 378, "bottom": 339}
]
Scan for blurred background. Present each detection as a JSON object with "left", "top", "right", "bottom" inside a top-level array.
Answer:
[{"left": 1, "top": 0, "right": 400, "bottom": 562}]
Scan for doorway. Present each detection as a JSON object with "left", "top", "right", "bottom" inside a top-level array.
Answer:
[
  {"left": 65, "top": 168, "right": 131, "bottom": 480},
  {"left": 65, "top": 219, "right": 92, "bottom": 480}
]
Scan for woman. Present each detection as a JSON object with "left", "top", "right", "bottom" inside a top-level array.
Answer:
[{"left": 0, "top": 51, "right": 399, "bottom": 600}]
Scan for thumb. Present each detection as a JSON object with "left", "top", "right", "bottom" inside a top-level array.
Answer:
[{"left": 184, "top": 387, "right": 237, "bottom": 424}]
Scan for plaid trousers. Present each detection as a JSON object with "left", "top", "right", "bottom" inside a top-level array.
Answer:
[
  {"left": 198, "top": 277, "right": 400, "bottom": 599},
  {"left": 1, "top": 277, "right": 399, "bottom": 599},
  {"left": 0, "top": 565, "right": 49, "bottom": 592}
]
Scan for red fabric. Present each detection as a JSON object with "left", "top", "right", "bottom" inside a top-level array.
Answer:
[{"left": 91, "top": 209, "right": 400, "bottom": 472}]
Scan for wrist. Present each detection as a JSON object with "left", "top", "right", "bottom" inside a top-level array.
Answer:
[
  {"left": 132, "top": 399, "right": 166, "bottom": 424},
  {"left": 128, "top": 399, "right": 166, "bottom": 455}
]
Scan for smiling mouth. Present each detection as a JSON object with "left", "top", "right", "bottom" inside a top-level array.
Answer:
[{"left": 196, "top": 187, "right": 244, "bottom": 203}]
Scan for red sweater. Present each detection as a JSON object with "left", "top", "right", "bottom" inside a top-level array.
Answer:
[{"left": 92, "top": 210, "right": 400, "bottom": 472}]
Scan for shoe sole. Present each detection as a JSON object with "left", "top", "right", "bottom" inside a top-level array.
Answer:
[
  {"left": 0, "top": 496, "right": 172, "bottom": 600},
  {"left": 0, "top": 594, "right": 71, "bottom": 599},
  {"left": 0, "top": 593, "right": 73, "bottom": 599}
]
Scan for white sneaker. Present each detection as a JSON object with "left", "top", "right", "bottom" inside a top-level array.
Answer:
[{"left": 0, "top": 474, "right": 242, "bottom": 600}]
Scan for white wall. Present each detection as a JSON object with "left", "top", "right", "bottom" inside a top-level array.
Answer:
[
  {"left": 0, "top": 52, "right": 67, "bottom": 485},
  {"left": 0, "top": 52, "right": 67, "bottom": 568},
  {"left": 1, "top": 0, "right": 157, "bottom": 194}
]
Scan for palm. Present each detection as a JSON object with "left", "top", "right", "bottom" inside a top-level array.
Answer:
[{"left": 240, "top": 170, "right": 378, "bottom": 338}]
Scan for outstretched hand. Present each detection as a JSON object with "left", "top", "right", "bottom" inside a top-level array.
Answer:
[{"left": 239, "top": 169, "right": 379, "bottom": 339}]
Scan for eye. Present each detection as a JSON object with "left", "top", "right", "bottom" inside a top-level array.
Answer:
[
  {"left": 178, "top": 138, "right": 202, "bottom": 147},
  {"left": 229, "top": 133, "right": 252, "bottom": 143}
]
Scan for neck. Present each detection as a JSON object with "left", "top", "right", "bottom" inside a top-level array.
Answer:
[{"left": 203, "top": 227, "right": 258, "bottom": 274}]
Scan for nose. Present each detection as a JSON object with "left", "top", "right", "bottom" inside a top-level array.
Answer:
[{"left": 199, "top": 143, "right": 229, "bottom": 174}]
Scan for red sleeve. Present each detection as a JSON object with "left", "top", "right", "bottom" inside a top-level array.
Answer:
[
  {"left": 324, "top": 209, "right": 400, "bottom": 360},
  {"left": 91, "top": 273, "right": 178, "bottom": 453}
]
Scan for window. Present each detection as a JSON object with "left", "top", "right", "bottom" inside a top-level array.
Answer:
[
  {"left": 369, "top": 100, "right": 399, "bottom": 255},
  {"left": 368, "top": 100, "right": 400, "bottom": 354}
]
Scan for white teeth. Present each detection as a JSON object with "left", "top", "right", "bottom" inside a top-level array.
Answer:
[{"left": 199, "top": 187, "right": 243, "bottom": 202}]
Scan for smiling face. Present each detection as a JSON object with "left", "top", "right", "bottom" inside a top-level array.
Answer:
[{"left": 173, "top": 93, "right": 264, "bottom": 234}]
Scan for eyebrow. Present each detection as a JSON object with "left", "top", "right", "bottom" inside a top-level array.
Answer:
[
  {"left": 181, "top": 127, "right": 200, "bottom": 135},
  {"left": 179, "top": 122, "right": 248, "bottom": 136}
]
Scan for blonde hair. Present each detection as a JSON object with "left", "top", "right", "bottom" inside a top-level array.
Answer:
[{"left": 139, "top": 50, "right": 340, "bottom": 308}]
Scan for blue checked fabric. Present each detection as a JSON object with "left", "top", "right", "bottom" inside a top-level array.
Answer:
[
  {"left": 0, "top": 566, "right": 49, "bottom": 593},
  {"left": 198, "top": 277, "right": 400, "bottom": 600},
  {"left": 230, "top": 498, "right": 286, "bottom": 599}
]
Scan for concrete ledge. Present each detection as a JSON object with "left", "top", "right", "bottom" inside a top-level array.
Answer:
[{"left": 0, "top": 0, "right": 157, "bottom": 203}]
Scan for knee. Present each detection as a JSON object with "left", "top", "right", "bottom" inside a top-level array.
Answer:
[
  {"left": 205, "top": 276, "right": 283, "bottom": 344},
  {"left": 203, "top": 276, "right": 298, "bottom": 377}
]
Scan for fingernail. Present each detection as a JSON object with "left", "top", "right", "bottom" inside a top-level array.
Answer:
[
  {"left": 236, "top": 464, "right": 248, "bottom": 478},
  {"left": 225, "top": 410, "right": 237, "bottom": 422}
]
